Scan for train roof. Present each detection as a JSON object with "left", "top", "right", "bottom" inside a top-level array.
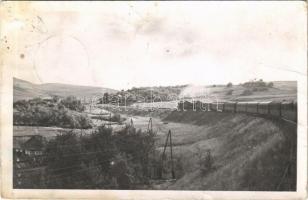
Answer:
[{"left": 177, "top": 100, "right": 296, "bottom": 104}]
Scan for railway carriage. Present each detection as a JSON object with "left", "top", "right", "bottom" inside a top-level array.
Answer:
[
  {"left": 224, "top": 102, "right": 237, "bottom": 112},
  {"left": 184, "top": 101, "right": 194, "bottom": 110},
  {"left": 177, "top": 101, "right": 184, "bottom": 111},
  {"left": 177, "top": 101, "right": 187, "bottom": 111},
  {"left": 236, "top": 102, "right": 247, "bottom": 113},
  {"left": 281, "top": 101, "right": 297, "bottom": 122},
  {"left": 194, "top": 101, "right": 208, "bottom": 111},
  {"left": 268, "top": 102, "right": 281, "bottom": 117},
  {"left": 210, "top": 102, "right": 224, "bottom": 111},
  {"left": 258, "top": 102, "right": 270, "bottom": 115},
  {"left": 246, "top": 102, "right": 259, "bottom": 113},
  {"left": 176, "top": 100, "right": 297, "bottom": 123}
]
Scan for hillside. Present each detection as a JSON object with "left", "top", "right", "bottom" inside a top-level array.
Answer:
[
  {"left": 99, "top": 81, "right": 296, "bottom": 108},
  {"left": 13, "top": 77, "right": 117, "bottom": 101},
  {"left": 158, "top": 111, "right": 296, "bottom": 190},
  {"left": 100, "top": 105, "right": 296, "bottom": 190},
  {"left": 179, "top": 81, "right": 297, "bottom": 102}
]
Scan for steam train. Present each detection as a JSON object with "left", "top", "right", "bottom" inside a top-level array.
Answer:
[{"left": 177, "top": 100, "right": 297, "bottom": 123}]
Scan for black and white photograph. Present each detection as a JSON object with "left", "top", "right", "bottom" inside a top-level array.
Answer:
[{"left": 0, "top": 1, "right": 307, "bottom": 199}]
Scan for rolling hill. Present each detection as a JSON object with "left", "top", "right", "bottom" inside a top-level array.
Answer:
[
  {"left": 162, "top": 110, "right": 296, "bottom": 190},
  {"left": 13, "top": 78, "right": 117, "bottom": 101},
  {"left": 179, "top": 81, "right": 297, "bottom": 102}
]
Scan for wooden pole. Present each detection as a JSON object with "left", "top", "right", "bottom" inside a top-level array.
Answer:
[
  {"left": 169, "top": 130, "right": 175, "bottom": 179},
  {"left": 160, "top": 132, "right": 170, "bottom": 179},
  {"left": 109, "top": 113, "right": 111, "bottom": 128},
  {"left": 162, "top": 132, "right": 169, "bottom": 159},
  {"left": 148, "top": 118, "right": 152, "bottom": 133}
]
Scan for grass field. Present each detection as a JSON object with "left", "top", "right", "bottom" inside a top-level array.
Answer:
[{"left": 13, "top": 126, "right": 93, "bottom": 139}]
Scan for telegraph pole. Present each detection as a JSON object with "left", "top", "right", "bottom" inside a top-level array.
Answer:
[
  {"left": 169, "top": 130, "right": 175, "bottom": 179},
  {"left": 161, "top": 130, "right": 175, "bottom": 179},
  {"left": 148, "top": 118, "right": 152, "bottom": 133}
]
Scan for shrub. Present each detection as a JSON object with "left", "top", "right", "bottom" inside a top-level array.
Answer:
[
  {"left": 252, "top": 87, "right": 268, "bottom": 92},
  {"left": 44, "top": 131, "right": 91, "bottom": 189},
  {"left": 110, "top": 114, "right": 122, "bottom": 123},
  {"left": 242, "top": 79, "right": 266, "bottom": 88},
  {"left": 226, "top": 90, "right": 233, "bottom": 95},
  {"left": 200, "top": 150, "right": 214, "bottom": 175},
  {"left": 114, "top": 125, "right": 156, "bottom": 183},
  {"left": 241, "top": 89, "right": 253, "bottom": 96},
  {"left": 226, "top": 82, "right": 233, "bottom": 87},
  {"left": 43, "top": 124, "right": 157, "bottom": 189},
  {"left": 196, "top": 147, "right": 214, "bottom": 175},
  {"left": 60, "top": 96, "right": 85, "bottom": 112},
  {"left": 13, "top": 99, "right": 92, "bottom": 129},
  {"left": 267, "top": 82, "right": 274, "bottom": 87}
]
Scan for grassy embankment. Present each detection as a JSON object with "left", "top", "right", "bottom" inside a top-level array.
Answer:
[
  {"left": 103, "top": 105, "right": 296, "bottom": 191},
  {"left": 161, "top": 111, "right": 297, "bottom": 191}
]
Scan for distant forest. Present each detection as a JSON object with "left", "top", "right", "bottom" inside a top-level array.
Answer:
[{"left": 99, "top": 85, "right": 187, "bottom": 105}]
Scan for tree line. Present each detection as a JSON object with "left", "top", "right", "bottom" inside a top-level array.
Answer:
[
  {"left": 43, "top": 125, "right": 158, "bottom": 189},
  {"left": 13, "top": 96, "right": 92, "bottom": 129}
]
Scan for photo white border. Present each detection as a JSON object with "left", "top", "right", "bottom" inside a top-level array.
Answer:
[{"left": 1, "top": 1, "right": 307, "bottom": 199}]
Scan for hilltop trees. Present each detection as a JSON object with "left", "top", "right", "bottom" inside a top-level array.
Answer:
[
  {"left": 226, "top": 82, "right": 233, "bottom": 87},
  {"left": 241, "top": 79, "right": 274, "bottom": 92},
  {"left": 98, "top": 85, "right": 187, "bottom": 105},
  {"left": 267, "top": 82, "right": 274, "bottom": 87}
]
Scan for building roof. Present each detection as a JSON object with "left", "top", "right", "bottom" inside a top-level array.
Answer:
[
  {"left": 13, "top": 139, "right": 23, "bottom": 149},
  {"left": 22, "top": 135, "right": 45, "bottom": 151}
]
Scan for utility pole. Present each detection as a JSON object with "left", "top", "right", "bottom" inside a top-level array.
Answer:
[
  {"left": 169, "top": 130, "right": 175, "bottom": 179},
  {"left": 147, "top": 118, "right": 152, "bottom": 133},
  {"left": 109, "top": 113, "right": 111, "bottom": 128},
  {"left": 161, "top": 130, "right": 175, "bottom": 179}
]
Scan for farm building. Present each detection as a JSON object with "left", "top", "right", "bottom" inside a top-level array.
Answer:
[{"left": 13, "top": 135, "right": 46, "bottom": 156}]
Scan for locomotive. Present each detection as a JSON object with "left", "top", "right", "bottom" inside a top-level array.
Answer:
[{"left": 177, "top": 100, "right": 297, "bottom": 122}]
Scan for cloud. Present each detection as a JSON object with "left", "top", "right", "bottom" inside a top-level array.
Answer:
[
  {"left": 134, "top": 15, "right": 165, "bottom": 35},
  {"left": 8, "top": 1, "right": 306, "bottom": 89}
]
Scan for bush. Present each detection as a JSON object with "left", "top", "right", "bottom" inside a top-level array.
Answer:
[
  {"left": 226, "top": 82, "right": 233, "bottom": 87},
  {"left": 13, "top": 98, "right": 92, "bottom": 129},
  {"left": 200, "top": 150, "right": 214, "bottom": 175},
  {"left": 114, "top": 125, "right": 156, "bottom": 183},
  {"left": 252, "top": 87, "right": 268, "bottom": 92},
  {"left": 241, "top": 89, "right": 253, "bottom": 96},
  {"left": 226, "top": 90, "right": 233, "bottom": 95},
  {"left": 44, "top": 131, "right": 91, "bottom": 189},
  {"left": 43, "top": 124, "right": 157, "bottom": 189},
  {"left": 196, "top": 147, "right": 214, "bottom": 175},
  {"left": 242, "top": 79, "right": 266, "bottom": 88},
  {"left": 60, "top": 96, "right": 85, "bottom": 112},
  {"left": 267, "top": 82, "right": 274, "bottom": 87},
  {"left": 110, "top": 114, "right": 122, "bottom": 123}
]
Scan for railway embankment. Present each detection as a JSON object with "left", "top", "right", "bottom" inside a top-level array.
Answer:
[{"left": 163, "top": 110, "right": 297, "bottom": 191}]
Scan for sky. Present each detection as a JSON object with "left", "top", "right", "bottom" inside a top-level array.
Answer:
[{"left": 1, "top": 1, "right": 307, "bottom": 90}]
